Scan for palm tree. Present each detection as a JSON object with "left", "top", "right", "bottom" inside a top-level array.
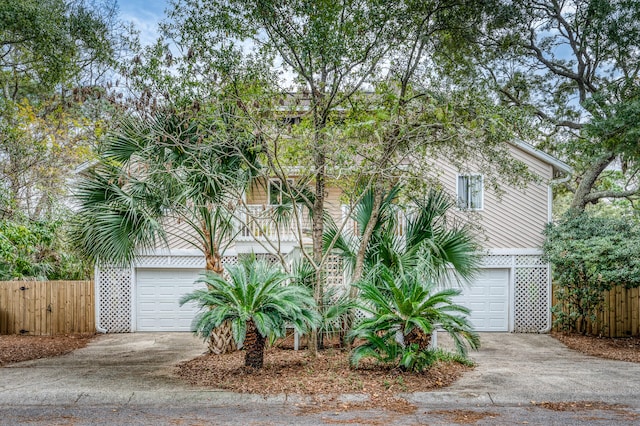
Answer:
[
  {"left": 349, "top": 264, "right": 480, "bottom": 371},
  {"left": 180, "top": 259, "right": 320, "bottom": 369},
  {"left": 326, "top": 185, "right": 479, "bottom": 286},
  {"left": 325, "top": 185, "right": 480, "bottom": 351},
  {"left": 73, "top": 108, "right": 259, "bottom": 353}
]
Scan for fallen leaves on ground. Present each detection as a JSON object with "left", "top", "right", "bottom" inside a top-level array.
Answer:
[
  {"left": 176, "top": 345, "right": 471, "bottom": 412},
  {"left": 428, "top": 409, "right": 500, "bottom": 424},
  {"left": 296, "top": 394, "right": 418, "bottom": 415},
  {"left": 552, "top": 333, "right": 640, "bottom": 363},
  {"left": 531, "top": 400, "right": 640, "bottom": 422},
  {"left": 0, "top": 334, "right": 95, "bottom": 366},
  {"left": 531, "top": 401, "right": 627, "bottom": 411}
]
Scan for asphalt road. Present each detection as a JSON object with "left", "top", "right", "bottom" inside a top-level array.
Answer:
[{"left": 1, "top": 332, "right": 639, "bottom": 425}]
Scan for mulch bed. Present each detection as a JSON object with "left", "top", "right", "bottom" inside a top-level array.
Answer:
[
  {"left": 0, "top": 334, "right": 95, "bottom": 366},
  {"left": 176, "top": 344, "right": 472, "bottom": 402},
  {"left": 551, "top": 332, "right": 640, "bottom": 363}
]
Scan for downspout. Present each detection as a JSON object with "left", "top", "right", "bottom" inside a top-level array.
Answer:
[
  {"left": 542, "top": 172, "right": 572, "bottom": 333},
  {"left": 548, "top": 174, "right": 571, "bottom": 222}
]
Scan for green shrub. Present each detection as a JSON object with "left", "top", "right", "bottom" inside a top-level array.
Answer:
[
  {"left": 0, "top": 218, "right": 90, "bottom": 280},
  {"left": 348, "top": 265, "right": 479, "bottom": 372},
  {"left": 544, "top": 212, "right": 640, "bottom": 333}
]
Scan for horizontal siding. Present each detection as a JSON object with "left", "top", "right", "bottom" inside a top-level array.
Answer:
[
  {"left": 438, "top": 145, "right": 553, "bottom": 249},
  {"left": 325, "top": 186, "right": 344, "bottom": 223},
  {"left": 163, "top": 217, "right": 202, "bottom": 250},
  {"left": 246, "top": 177, "right": 268, "bottom": 205},
  {"left": 153, "top": 144, "right": 555, "bottom": 252}
]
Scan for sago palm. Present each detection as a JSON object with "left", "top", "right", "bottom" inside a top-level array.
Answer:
[
  {"left": 73, "top": 108, "right": 259, "bottom": 353},
  {"left": 180, "top": 259, "right": 320, "bottom": 369},
  {"left": 349, "top": 265, "right": 480, "bottom": 371}
]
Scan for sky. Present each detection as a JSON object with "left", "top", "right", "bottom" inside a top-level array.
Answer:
[{"left": 118, "top": 0, "right": 167, "bottom": 46}]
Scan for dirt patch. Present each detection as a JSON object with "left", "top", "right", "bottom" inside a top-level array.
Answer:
[
  {"left": 531, "top": 401, "right": 626, "bottom": 411},
  {"left": 0, "top": 334, "right": 95, "bottom": 366},
  {"left": 296, "top": 395, "right": 417, "bottom": 415},
  {"left": 176, "top": 345, "right": 471, "bottom": 410},
  {"left": 531, "top": 400, "right": 640, "bottom": 421},
  {"left": 552, "top": 333, "right": 640, "bottom": 363},
  {"left": 428, "top": 409, "right": 500, "bottom": 424}
]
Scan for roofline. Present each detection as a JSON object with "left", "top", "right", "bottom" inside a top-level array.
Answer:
[{"left": 512, "top": 140, "right": 572, "bottom": 175}]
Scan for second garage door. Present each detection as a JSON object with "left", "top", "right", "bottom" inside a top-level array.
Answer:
[
  {"left": 453, "top": 268, "right": 510, "bottom": 332},
  {"left": 136, "top": 268, "right": 206, "bottom": 331}
]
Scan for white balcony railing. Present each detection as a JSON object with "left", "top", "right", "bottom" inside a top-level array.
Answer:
[
  {"left": 237, "top": 204, "right": 312, "bottom": 242},
  {"left": 237, "top": 204, "right": 407, "bottom": 243}
]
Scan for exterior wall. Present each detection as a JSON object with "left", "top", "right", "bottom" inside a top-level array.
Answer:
[
  {"left": 325, "top": 185, "right": 344, "bottom": 223},
  {"left": 145, "top": 144, "right": 556, "bottom": 253},
  {"left": 437, "top": 145, "right": 553, "bottom": 249},
  {"left": 163, "top": 219, "right": 201, "bottom": 251},
  {"left": 246, "top": 177, "right": 268, "bottom": 205},
  {"left": 95, "top": 251, "right": 550, "bottom": 333}
]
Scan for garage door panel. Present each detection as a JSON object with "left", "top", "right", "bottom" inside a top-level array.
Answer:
[
  {"left": 453, "top": 269, "right": 509, "bottom": 332},
  {"left": 136, "top": 268, "right": 206, "bottom": 332},
  {"left": 490, "top": 287, "right": 507, "bottom": 296}
]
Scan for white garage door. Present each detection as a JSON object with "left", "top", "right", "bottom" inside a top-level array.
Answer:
[
  {"left": 136, "top": 268, "right": 206, "bottom": 331},
  {"left": 453, "top": 268, "right": 510, "bottom": 332}
]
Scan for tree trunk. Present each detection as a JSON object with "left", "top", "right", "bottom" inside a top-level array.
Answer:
[
  {"left": 351, "top": 186, "right": 385, "bottom": 294},
  {"left": 569, "top": 153, "right": 615, "bottom": 213},
  {"left": 308, "top": 138, "right": 326, "bottom": 357},
  {"left": 405, "top": 328, "right": 431, "bottom": 351},
  {"left": 244, "top": 319, "right": 266, "bottom": 369},
  {"left": 205, "top": 248, "right": 236, "bottom": 354}
]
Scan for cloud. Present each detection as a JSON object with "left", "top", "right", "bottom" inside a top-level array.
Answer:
[{"left": 119, "top": 2, "right": 165, "bottom": 46}]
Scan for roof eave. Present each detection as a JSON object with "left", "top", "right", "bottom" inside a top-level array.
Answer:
[{"left": 512, "top": 140, "right": 573, "bottom": 176}]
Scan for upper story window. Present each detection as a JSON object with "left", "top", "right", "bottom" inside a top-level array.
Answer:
[
  {"left": 268, "top": 178, "right": 293, "bottom": 205},
  {"left": 457, "top": 174, "right": 483, "bottom": 210}
]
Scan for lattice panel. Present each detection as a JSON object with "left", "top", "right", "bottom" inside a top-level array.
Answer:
[
  {"left": 137, "top": 255, "right": 206, "bottom": 268},
  {"left": 221, "top": 256, "right": 238, "bottom": 266},
  {"left": 516, "top": 255, "right": 545, "bottom": 267},
  {"left": 481, "top": 255, "right": 513, "bottom": 267},
  {"left": 237, "top": 253, "right": 279, "bottom": 266},
  {"left": 137, "top": 256, "right": 169, "bottom": 266},
  {"left": 168, "top": 256, "right": 207, "bottom": 267},
  {"left": 97, "top": 266, "right": 132, "bottom": 333},
  {"left": 514, "top": 267, "right": 549, "bottom": 332},
  {"left": 324, "top": 255, "right": 345, "bottom": 289}
]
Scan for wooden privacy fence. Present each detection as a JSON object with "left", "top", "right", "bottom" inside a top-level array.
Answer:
[
  {"left": 0, "top": 281, "right": 95, "bottom": 335},
  {"left": 553, "top": 285, "right": 640, "bottom": 337}
]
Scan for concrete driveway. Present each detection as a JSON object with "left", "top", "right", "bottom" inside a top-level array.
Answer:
[
  {"left": 1, "top": 332, "right": 639, "bottom": 409},
  {"left": 410, "top": 333, "right": 640, "bottom": 407}
]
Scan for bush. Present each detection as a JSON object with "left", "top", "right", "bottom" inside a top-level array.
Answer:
[
  {"left": 543, "top": 212, "right": 640, "bottom": 333},
  {"left": 348, "top": 265, "right": 479, "bottom": 372},
  {"left": 0, "top": 218, "right": 90, "bottom": 280}
]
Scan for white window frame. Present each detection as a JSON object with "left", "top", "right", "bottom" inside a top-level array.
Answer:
[
  {"left": 456, "top": 174, "right": 484, "bottom": 211},
  {"left": 268, "top": 178, "right": 294, "bottom": 205}
]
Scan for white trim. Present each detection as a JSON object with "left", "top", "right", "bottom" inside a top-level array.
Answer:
[
  {"left": 133, "top": 249, "right": 238, "bottom": 269},
  {"left": 268, "top": 178, "right": 294, "bottom": 205},
  {"left": 130, "top": 267, "right": 137, "bottom": 332},
  {"left": 543, "top": 264, "right": 553, "bottom": 333},
  {"left": 94, "top": 265, "right": 107, "bottom": 333},
  {"left": 484, "top": 248, "right": 543, "bottom": 255},
  {"left": 512, "top": 140, "right": 572, "bottom": 175},
  {"left": 548, "top": 184, "right": 553, "bottom": 223},
  {"left": 508, "top": 266, "right": 514, "bottom": 332},
  {"left": 456, "top": 173, "right": 484, "bottom": 211},
  {"left": 137, "top": 249, "right": 206, "bottom": 257}
]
